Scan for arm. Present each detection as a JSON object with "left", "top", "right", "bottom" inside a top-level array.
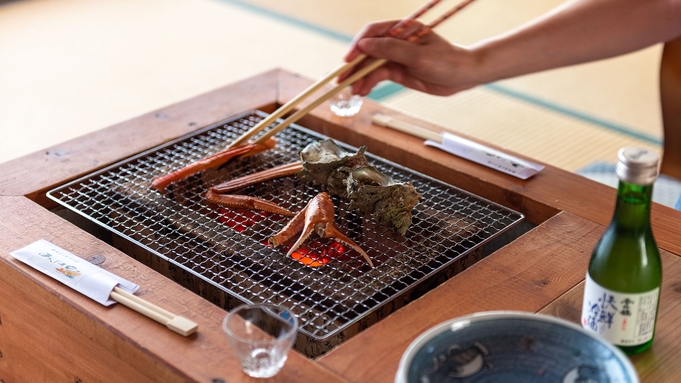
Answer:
[
  {"left": 343, "top": 0, "right": 681, "bottom": 96},
  {"left": 660, "top": 37, "right": 681, "bottom": 179}
]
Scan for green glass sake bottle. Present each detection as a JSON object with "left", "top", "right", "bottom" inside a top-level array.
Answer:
[{"left": 581, "top": 147, "right": 662, "bottom": 355}]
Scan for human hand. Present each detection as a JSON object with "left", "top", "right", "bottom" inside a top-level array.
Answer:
[{"left": 338, "top": 20, "right": 481, "bottom": 96}]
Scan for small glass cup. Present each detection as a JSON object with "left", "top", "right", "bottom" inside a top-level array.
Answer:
[
  {"left": 223, "top": 303, "right": 298, "bottom": 378},
  {"left": 330, "top": 86, "right": 363, "bottom": 117}
]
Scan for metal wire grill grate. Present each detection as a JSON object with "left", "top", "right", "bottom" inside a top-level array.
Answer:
[{"left": 48, "top": 111, "right": 523, "bottom": 351}]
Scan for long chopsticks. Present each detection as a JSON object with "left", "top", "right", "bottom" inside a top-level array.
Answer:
[
  {"left": 227, "top": 0, "right": 476, "bottom": 149},
  {"left": 111, "top": 287, "right": 198, "bottom": 336},
  {"left": 227, "top": 0, "right": 445, "bottom": 149}
]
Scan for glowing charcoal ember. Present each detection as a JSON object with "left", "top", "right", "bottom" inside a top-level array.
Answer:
[
  {"left": 262, "top": 237, "right": 364, "bottom": 268},
  {"left": 290, "top": 243, "right": 333, "bottom": 268},
  {"left": 217, "top": 207, "right": 268, "bottom": 233},
  {"left": 292, "top": 240, "right": 356, "bottom": 267}
]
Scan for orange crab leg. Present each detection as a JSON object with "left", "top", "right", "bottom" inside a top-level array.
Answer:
[
  {"left": 151, "top": 138, "right": 277, "bottom": 192},
  {"left": 319, "top": 225, "right": 373, "bottom": 268},
  {"left": 269, "top": 192, "right": 374, "bottom": 267},
  {"left": 268, "top": 203, "right": 308, "bottom": 248},
  {"left": 205, "top": 190, "right": 294, "bottom": 217},
  {"left": 210, "top": 161, "right": 303, "bottom": 194}
]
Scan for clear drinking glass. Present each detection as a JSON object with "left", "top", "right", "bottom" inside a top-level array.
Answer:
[
  {"left": 223, "top": 303, "right": 298, "bottom": 378},
  {"left": 330, "top": 86, "right": 363, "bottom": 117}
]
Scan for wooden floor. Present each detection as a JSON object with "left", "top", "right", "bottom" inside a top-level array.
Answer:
[{"left": 0, "top": 0, "right": 664, "bottom": 172}]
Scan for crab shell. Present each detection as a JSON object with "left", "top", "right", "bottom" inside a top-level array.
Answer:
[
  {"left": 296, "top": 139, "right": 369, "bottom": 198},
  {"left": 346, "top": 165, "right": 422, "bottom": 236}
]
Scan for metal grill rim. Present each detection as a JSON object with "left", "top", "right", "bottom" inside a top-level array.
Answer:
[{"left": 47, "top": 110, "right": 524, "bottom": 341}]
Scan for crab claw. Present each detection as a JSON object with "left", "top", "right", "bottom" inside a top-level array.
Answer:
[{"left": 269, "top": 192, "right": 374, "bottom": 267}]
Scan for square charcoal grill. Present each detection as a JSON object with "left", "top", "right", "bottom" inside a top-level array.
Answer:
[{"left": 47, "top": 110, "right": 524, "bottom": 358}]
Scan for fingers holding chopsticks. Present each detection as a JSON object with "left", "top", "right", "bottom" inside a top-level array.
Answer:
[
  {"left": 340, "top": 21, "right": 478, "bottom": 97},
  {"left": 228, "top": 0, "right": 477, "bottom": 149},
  {"left": 343, "top": 20, "right": 426, "bottom": 64},
  {"left": 339, "top": 0, "right": 481, "bottom": 97},
  {"left": 339, "top": 19, "right": 425, "bottom": 90}
]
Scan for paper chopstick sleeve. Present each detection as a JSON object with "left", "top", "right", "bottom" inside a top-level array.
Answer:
[
  {"left": 9, "top": 239, "right": 139, "bottom": 306},
  {"left": 425, "top": 132, "right": 544, "bottom": 180}
]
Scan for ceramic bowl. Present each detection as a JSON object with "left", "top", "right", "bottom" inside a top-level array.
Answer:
[{"left": 395, "top": 311, "right": 638, "bottom": 383}]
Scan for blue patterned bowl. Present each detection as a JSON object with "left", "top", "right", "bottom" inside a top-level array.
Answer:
[{"left": 395, "top": 311, "right": 638, "bottom": 383}]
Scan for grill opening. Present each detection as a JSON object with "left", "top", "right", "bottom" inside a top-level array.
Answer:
[{"left": 48, "top": 111, "right": 530, "bottom": 358}]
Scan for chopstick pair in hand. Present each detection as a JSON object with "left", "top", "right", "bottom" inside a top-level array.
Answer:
[{"left": 227, "top": 0, "right": 477, "bottom": 149}]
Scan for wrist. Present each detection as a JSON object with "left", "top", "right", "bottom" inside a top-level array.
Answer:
[{"left": 467, "top": 39, "right": 513, "bottom": 85}]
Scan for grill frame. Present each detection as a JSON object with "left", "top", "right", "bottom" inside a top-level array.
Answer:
[{"left": 47, "top": 110, "right": 524, "bottom": 357}]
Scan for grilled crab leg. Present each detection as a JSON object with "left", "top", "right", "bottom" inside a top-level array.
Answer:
[
  {"left": 269, "top": 192, "right": 374, "bottom": 267},
  {"left": 205, "top": 190, "right": 295, "bottom": 217},
  {"left": 205, "top": 161, "right": 303, "bottom": 216},
  {"left": 151, "top": 138, "right": 277, "bottom": 191},
  {"left": 209, "top": 161, "right": 302, "bottom": 193}
]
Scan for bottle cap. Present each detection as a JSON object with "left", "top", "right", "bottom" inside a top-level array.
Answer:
[{"left": 616, "top": 147, "right": 660, "bottom": 185}]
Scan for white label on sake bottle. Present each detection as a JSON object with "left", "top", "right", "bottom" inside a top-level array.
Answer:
[{"left": 581, "top": 272, "right": 659, "bottom": 346}]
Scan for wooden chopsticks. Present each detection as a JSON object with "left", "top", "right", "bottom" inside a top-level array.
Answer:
[
  {"left": 227, "top": 0, "right": 477, "bottom": 149},
  {"left": 111, "top": 287, "right": 198, "bottom": 336}
]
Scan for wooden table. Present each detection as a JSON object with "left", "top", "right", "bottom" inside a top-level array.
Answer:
[{"left": 1, "top": 69, "right": 680, "bottom": 383}]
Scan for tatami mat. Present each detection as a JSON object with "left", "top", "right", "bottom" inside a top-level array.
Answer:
[
  {"left": 0, "top": 0, "right": 348, "bottom": 163},
  {"left": 382, "top": 87, "right": 659, "bottom": 171},
  {"left": 242, "top": 0, "right": 663, "bottom": 139},
  {"left": 0, "top": 0, "right": 665, "bottom": 176}
]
